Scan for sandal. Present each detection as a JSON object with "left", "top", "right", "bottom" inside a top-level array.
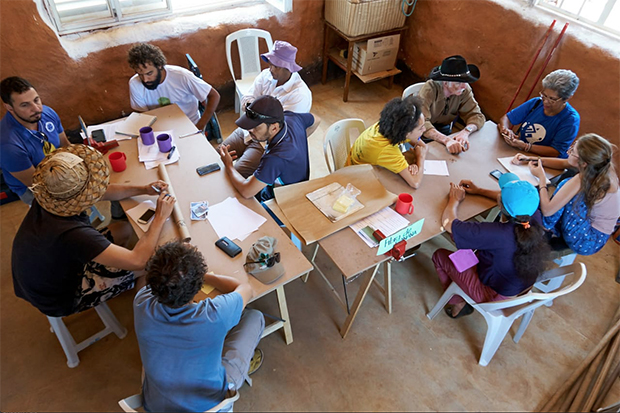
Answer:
[
  {"left": 248, "top": 348, "right": 263, "bottom": 376},
  {"left": 445, "top": 303, "right": 474, "bottom": 319}
]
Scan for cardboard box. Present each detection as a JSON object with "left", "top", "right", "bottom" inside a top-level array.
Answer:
[{"left": 352, "top": 34, "right": 400, "bottom": 76}]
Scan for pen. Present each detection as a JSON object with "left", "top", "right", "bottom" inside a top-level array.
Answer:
[
  {"left": 179, "top": 130, "right": 201, "bottom": 138},
  {"left": 167, "top": 146, "right": 176, "bottom": 160}
]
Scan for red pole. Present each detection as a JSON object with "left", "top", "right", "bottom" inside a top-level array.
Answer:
[
  {"left": 523, "top": 22, "right": 569, "bottom": 103},
  {"left": 506, "top": 20, "right": 556, "bottom": 113}
]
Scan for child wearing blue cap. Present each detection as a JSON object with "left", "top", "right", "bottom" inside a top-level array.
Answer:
[{"left": 432, "top": 174, "right": 551, "bottom": 318}]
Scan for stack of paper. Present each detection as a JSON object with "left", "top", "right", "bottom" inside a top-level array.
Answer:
[
  {"left": 349, "top": 207, "right": 410, "bottom": 248},
  {"left": 497, "top": 157, "right": 550, "bottom": 186},
  {"left": 137, "top": 130, "right": 180, "bottom": 169},
  {"left": 80, "top": 123, "right": 129, "bottom": 142},
  {"left": 207, "top": 197, "right": 267, "bottom": 241},
  {"left": 116, "top": 112, "right": 157, "bottom": 138}
]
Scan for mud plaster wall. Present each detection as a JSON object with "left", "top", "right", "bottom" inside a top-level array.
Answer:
[
  {"left": 401, "top": 0, "right": 620, "bottom": 149},
  {"left": 0, "top": 0, "right": 324, "bottom": 130}
]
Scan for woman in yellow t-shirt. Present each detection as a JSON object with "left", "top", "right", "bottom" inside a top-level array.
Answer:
[{"left": 347, "top": 96, "right": 427, "bottom": 189}]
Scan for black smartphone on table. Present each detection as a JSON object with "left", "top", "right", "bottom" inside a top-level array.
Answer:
[
  {"left": 137, "top": 208, "right": 156, "bottom": 225},
  {"left": 489, "top": 169, "right": 503, "bottom": 181},
  {"left": 91, "top": 129, "right": 106, "bottom": 143},
  {"left": 196, "top": 163, "right": 221, "bottom": 176},
  {"left": 215, "top": 237, "right": 242, "bottom": 258}
]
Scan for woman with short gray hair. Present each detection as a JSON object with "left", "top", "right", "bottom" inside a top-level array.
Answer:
[{"left": 498, "top": 69, "right": 580, "bottom": 158}]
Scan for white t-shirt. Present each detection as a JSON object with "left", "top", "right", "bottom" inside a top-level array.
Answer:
[
  {"left": 241, "top": 69, "right": 312, "bottom": 113},
  {"left": 129, "top": 65, "right": 212, "bottom": 124}
]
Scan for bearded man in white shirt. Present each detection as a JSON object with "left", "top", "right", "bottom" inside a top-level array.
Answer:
[{"left": 221, "top": 40, "right": 312, "bottom": 178}]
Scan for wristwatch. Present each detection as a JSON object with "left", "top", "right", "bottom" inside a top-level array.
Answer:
[{"left": 464, "top": 125, "right": 475, "bottom": 133}]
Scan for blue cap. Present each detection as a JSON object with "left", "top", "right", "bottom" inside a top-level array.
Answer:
[{"left": 499, "top": 174, "right": 539, "bottom": 217}]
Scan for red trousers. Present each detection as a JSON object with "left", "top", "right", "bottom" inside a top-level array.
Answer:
[{"left": 432, "top": 248, "right": 509, "bottom": 305}]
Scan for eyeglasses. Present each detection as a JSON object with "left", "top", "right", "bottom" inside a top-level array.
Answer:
[
  {"left": 245, "top": 107, "right": 273, "bottom": 121},
  {"left": 539, "top": 91, "right": 563, "bottom": 103},
  {"left": 568, "top": 145, "right": 579, "bottom": 159},
  {"left": 244, "top": 252, "right": 281, "bottom": 269}
]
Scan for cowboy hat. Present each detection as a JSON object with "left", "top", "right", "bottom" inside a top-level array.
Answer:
[{"left": 429, "top": 55, "right": 480, "bottom": 83}]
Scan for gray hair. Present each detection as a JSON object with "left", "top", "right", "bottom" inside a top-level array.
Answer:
[{"left": 542, "top": 69, "right": 580, "bottom": 99}]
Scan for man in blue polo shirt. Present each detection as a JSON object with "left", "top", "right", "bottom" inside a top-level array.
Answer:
[
  {"left": 1, "top": 77, "right": 70, "bottom": 204},
  {"left": 219, "top": 95, "right": 320, "bottom": 201}
]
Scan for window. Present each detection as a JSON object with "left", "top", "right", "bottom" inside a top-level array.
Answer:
[
  {"left": 43, "top": 0, "right": 270, "bottom": 35},
  {"left": 266, "top": 0, "right": 293, "bottom": 13},
  {"left": 537, "top": 0, "right": 620, "bottom": 35}
]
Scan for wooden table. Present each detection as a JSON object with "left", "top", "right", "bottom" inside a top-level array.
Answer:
[
  {"left": 311, "top": 121, "right": 560, "bottom": 338},
  {"left": 107, "top": 105, "right": 313, "bottom": 344},
  {"left": 321, "top": 21, "right": 407, "bottom": 102}
]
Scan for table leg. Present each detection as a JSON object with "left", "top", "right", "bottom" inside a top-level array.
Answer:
[
  {"left": 321, "top": 25, "right": 330, "bottom": 85},
  {"left": 343, "top": 41, "right": 355, "bottom": 102},
  {"left": 276, "top": 285, "right": 293, "bottom": 345},
  {"left": 339, "top": 263, "right": 381, "bottom": 339}
]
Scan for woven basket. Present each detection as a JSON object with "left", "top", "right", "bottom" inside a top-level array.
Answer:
[{"left": 325, "top": 0, "right": 407, "bottom": 37}]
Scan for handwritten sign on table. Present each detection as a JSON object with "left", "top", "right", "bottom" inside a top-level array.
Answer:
[{"left": 377, "top": 218, "right": 425, "bottom": 255}]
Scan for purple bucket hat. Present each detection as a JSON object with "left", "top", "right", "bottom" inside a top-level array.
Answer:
[{"left": 261, "top": 40, "right": 302, "bottom": 73}]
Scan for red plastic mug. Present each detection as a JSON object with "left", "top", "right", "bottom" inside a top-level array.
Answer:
[
  {"left": 109, "top": 151, "right": 127, "bottom": 172},
  {"left": 395, "top": 193, "right": 414, "bottom": 215}
]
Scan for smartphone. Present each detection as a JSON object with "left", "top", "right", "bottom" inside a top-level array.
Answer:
[
  {"left": 489, "top": 169, "right": 503, "bottom": 181},
  {"left": 215, "top": 237, "right": 242, "bottom": 258},
  {"left": 91, "top": 129, "right": 106, "bottom": 143},
  {"left": 197, "top": 163, "right": 221, "bottom": 176},
  {"left": 137, "top": 208, "right": 156, "bottom": 225}
]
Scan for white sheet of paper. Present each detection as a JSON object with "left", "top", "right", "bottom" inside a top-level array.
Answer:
[
  {"left": 125, "top": 200, "right": 158, "bottom": 232},
  {"left": 497, "top": 157, "right": 550, "bottom": 186},
  {"left": 349, "top": 207, "right": 410, "bottom": 248},
  {"left": 137, "top": 130, "right": 180, "bottom": 169},
  {"left": 207, "top": 197, "right": 267, "bottom": 241},
  {"left": 423, "top": 160, "right": 449, "bottom": 176},
  {"left": 80, "top": 123, "right": 129, "bottom": 142}
]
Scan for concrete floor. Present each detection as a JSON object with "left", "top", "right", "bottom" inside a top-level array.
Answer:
[{"left": 1, "top": 78, "right": 619, "bottom": 411}]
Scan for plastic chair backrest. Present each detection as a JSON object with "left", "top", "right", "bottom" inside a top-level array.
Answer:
[
  {"left": 476, "top": 262, "right": 587, "bottom": 312},
  {"left": 402, "top": 82, "right": 425, "bottom": 99},
  {"left": 225, "top": 29, "right": 273, "bottom": 82},
  {"left": 324, "top": 119, "right": 365, "bottom": 173},
  {"left": 118, "top": 390, "right": 240, "bottom": 412}
]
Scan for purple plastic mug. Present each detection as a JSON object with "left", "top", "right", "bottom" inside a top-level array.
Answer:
[
  {"left": 140, "top": 126, "right": 155, "bottom": 146},
  {"left": 156, "top": 133, "right": 172, "bottom": 153}
]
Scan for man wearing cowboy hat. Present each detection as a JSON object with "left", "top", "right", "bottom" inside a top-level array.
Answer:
[
  {"left": 220, "top": 40, "right": 313, "bottom": 178},
  {"left": 127, "top": 43, "right": 221, "bottom": 131},
  {"left": 0, "top": 76, "right": 71, "bottom": 205},
  {"left": 220, "top": 95, "right": 320, "bottom": 201},
  {"left": 417, "top": 55, "right": 486, "bottom": 155},
  {"left": 11, "top": 144, "right": 176, "bottom": 318}
]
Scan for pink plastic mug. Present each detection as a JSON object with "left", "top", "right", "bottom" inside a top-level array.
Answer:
[
  {"left": 109, "top": 151, "right": 127, "bottom": 172},
  {"left": 395, "top": 193, "right": 414, "bottom": 215}
]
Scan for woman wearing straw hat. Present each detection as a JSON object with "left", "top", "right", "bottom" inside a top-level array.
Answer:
[
  {"left": 11, "top": 144, "right": 176, "bottom": 317},
  {"left": 417, "top": 55, "right": 486, "bottom": 155}
]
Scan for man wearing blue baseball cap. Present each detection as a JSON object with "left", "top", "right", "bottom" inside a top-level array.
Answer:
[{"left": 432, "top": 172, "right": 551, "bottom": 318}]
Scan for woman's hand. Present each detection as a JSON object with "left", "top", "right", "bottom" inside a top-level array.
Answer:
[
  {"left": 459, "top": 179, "right": 480, "bottom": 195},
  {"left": 529, "top": 159, "right": 546, "bottom": 181},
  {"left": 511, "top": 153, "right": 530, "bottom": 165}
]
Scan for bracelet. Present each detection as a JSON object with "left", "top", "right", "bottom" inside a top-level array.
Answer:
[
  {"left": 539, "top": 185, "right": 547, "bottom": 191},
  {"left": 526, "top": 143, "right": 532, "bottom": 151}
]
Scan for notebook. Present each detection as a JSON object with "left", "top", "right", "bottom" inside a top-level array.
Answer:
[{"left": 115, "top": 112, "right": 157, "bottom": 138}]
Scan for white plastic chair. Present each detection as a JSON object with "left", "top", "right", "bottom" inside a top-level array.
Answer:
[
  {"left": 118, "top": 389, "right": 240, "bottom": 412},
  {"left": 47, "top": 301, "right": 127, "bottom": 368},
  {"left": 402, "top": 82, "right": 425, "bottom": 99},
  {"left": 323, "top": 119, "right": 365, "bottom": 173},
  {"left": 426, "top": 262, "right": 587, "bottom": 366},
  {"left": 225, "top": 29, "right": 274, "bottom": 113}
]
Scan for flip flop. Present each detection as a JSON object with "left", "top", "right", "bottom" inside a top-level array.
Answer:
[{"left": 445, "top": 303, "right": 474, "bottom": 319}]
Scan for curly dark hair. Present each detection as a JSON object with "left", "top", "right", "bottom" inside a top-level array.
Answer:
[
  {"left": 0, "top": 76, "right": 34, "bottom": 104},
  {"left": 145, "top": 241, "right": 206, "bottom": 308},
  {"left": 378, "top": 96, "right": 423, "bottom": 145},
  {"left": 500, "top": 208, "right": 552, "bottom": 287},
  {"left": 127, "top": 43, "right": 167, "bottom": 70}
]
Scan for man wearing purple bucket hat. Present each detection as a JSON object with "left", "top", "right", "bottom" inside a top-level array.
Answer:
[{"left": 220, "top": 40, "right": 312, "bottom": 178}]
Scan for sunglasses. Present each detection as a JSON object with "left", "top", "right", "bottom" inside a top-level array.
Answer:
[
  {"left": 245, "top": 107, "right": 274, "bottom": 121},
  {"left": 244, "top": 252, "right": 281, "bottom": 269},
  {"left": 29, "top": 129, "right": 54, "bottom": 156}
]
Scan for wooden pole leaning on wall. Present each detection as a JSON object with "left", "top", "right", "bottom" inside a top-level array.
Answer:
[{"left": 158, "top": 163, "right": 191, "bottom": 242}]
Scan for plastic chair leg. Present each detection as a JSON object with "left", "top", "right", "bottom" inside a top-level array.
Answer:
[
  {"left": 95, "top": 302, "right": 127, "bottom": 339},
  {"left": 513, "top": 309, "right": 535, "bottom": 343},
  {"left": 47, "top": 316, "right": 81, "bottom": 368},
  {"left": 427, "top": 282, "right": 463, "bottom": 320},
  {"left": 478, "top": 315, "right": 515, "bottom": 366}
]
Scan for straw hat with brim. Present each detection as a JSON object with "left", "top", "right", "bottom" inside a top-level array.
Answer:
[
  {"left": 429, "top": 55, "right": 480, "bottom": 83},
  {"left": 30, "top": 144, "right": 110, "bottom": 217},
  {"left": 245, "top": 236, "right": 285, "bottom": 284}
]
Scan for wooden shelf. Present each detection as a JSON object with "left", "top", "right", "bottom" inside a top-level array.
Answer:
[{"left": 327, "top": 48, "right": 401, "bottom": 84}]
